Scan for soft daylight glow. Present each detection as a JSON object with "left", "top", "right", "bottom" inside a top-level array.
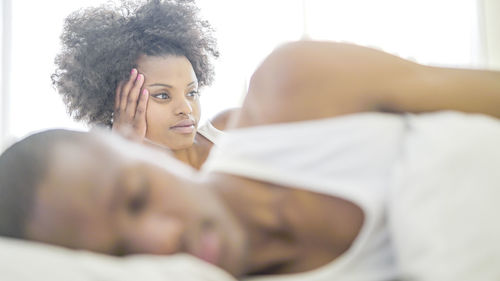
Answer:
[{"left": 3, "top": 0, "right": 482, "bottom": 145}]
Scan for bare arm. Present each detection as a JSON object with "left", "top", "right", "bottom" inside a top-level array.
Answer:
[
  {"left": 382, "top": 65, "right": 500, "bottom": 116},
  {"left": 233, "top": 41, "right": 500, "bottom": 128}
]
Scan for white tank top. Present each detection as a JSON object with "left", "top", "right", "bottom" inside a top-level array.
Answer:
[
  {"left": 202, "top": 113, "right": 406, "bottom": 281},
  {"left": 197, "top": 121, "right": 224, "bottom": 144}
]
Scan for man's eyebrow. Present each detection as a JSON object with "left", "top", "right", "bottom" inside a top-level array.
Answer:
[{"left": 108, "top": 177, "right": 125, "bottom": 212}]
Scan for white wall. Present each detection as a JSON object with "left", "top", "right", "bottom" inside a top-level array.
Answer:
[
  {"left": 6, "top": 1, "right": 100, "bottom": 148},
  {"left": 196, "top": 0, "right": 305, "bottom": 120},
  {"left": 480, "top": 0, "right": 500, "bottom": 69},
  {"left": 304, "top": 0, "right": 481, "bottom": 66},
  {"left": 1, "top": 0, "right": 13, "bottom": 151},
  {"left": 0, "top": 0, "right": 4, "bottom": 150}
]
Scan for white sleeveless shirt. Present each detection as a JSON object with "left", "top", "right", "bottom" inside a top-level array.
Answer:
[
  {"left": 198, "top": 121, "right": 224, "bottom": 144},
  {"left": 202, "top": 113, "right": 406, "bottom": 281}
]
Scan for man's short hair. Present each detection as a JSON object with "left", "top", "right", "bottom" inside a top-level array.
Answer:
[{"left": 0, "top": 129, "right": 83, "bottom": 238}]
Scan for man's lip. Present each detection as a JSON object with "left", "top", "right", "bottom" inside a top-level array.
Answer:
[{"left": 194, "top": 228, "right": 221, "bottom": 265}]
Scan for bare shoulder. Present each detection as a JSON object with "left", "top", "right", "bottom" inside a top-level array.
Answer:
[
  {"left": 232, "top": 40, "right": 422, "bottom": 129},
  {"left": 233, "top": 41, "right": 385, "bottom": 128},
  {"left": 210, "top": 108, "right": 240, "bottom": 130}
]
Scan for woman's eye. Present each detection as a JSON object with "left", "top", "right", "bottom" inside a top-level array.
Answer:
[
  {"left": 152, "top": 92, "right": 170, "bottom": 100},
  {"left": 187, "top": 90, "right": 200, "bottom": 99}
]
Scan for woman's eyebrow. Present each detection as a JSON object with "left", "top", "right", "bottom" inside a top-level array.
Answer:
[
  {"left": 147, "top": 83, "right": 173, "bottom": 88},
  {"left": 147, "top": 81, "right": 198, "bottom": 88}
]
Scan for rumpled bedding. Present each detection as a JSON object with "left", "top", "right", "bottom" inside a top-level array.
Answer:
[{"left": 0, "top": 236, "right": 236, "bottom": 281}]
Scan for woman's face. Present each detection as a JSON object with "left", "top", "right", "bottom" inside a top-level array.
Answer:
[
  {"left": 136, "top": 55, "right": 201, "bottom": 150},
  {"left": 24, "top": 133, "right": 247, "bottom": 276}
]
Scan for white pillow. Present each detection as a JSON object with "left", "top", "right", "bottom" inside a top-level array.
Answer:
[
  {"left": 0, "top": 236, "right": 236, "bottom": 281},
  {"left": 388, "top": 112, "right": 500, "bottom": 281}
]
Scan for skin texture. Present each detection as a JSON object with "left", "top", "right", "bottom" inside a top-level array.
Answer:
[{"left": 17, "top": 41, "right": 500, "bottom": 278}]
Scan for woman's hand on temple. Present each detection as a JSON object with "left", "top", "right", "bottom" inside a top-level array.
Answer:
[{"left": 112, "top": 69, "right": 149, "bottom": 142}]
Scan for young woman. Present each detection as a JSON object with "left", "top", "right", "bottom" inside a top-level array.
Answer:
[{"left": 53, "top": 0, "right": 232, "bottom": 169}]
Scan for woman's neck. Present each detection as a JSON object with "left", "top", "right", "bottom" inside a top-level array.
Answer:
[
  {"left": 172, "top": 133, "right": 213, "bottom": 169},
  {"left": 171, "top": 145, "right": 202, "bottom": 169}
]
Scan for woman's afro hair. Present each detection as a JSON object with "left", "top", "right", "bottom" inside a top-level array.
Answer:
[{"left": 52, "top": 0, "right": 219, "bottom": 127}]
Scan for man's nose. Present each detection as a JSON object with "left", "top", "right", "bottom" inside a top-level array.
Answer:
[{"left": 126, "top": 215, "right": 185, "bottom": 255}]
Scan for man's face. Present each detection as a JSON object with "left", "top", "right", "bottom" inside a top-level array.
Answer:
[{"left": 24, "top": 132, "right": 246, "bottom": 275}]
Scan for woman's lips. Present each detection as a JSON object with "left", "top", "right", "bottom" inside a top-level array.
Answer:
[{"left": 170, "top": 120, "right": 195, "bottom": 134}]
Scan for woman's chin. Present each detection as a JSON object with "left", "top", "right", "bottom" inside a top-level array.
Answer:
[
  {"left": 146, "top": 132, "right": 196, "bottom": 151},
  {"left": 165, "top": 137, "right": 196, "bottom": 151}
]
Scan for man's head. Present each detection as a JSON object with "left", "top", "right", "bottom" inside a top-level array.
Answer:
[
  {"left": 0, "top": 129, "right": 246, "bottom": 275},
  {"left": 0, "top": 130, "right": 80, "bottom": 239}
]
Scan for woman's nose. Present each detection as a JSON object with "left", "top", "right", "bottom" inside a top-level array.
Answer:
[{"left": 174, "top": 97, "right": 193, "bottom": 116}]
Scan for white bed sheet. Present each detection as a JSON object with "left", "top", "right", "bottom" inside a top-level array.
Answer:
[
  {"left": 389, "top": 112, "right": 500, "bottom": 281},
  {"left": 2, "top": 112, "right": 500, "bottom": 281},
  {"left": 0, "top": 237, "right": 236, "bottom": 281}
]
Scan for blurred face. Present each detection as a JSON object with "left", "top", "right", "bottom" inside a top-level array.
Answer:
[
  {"left": 25, "top": 132, "right": 246, "bottom": 275},
  {"left": 137, "top": 55, "right": 201, "bottom": 150}
]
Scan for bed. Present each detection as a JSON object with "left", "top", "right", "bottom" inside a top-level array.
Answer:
[{"left": 1, "top": 112, "right": 500, "bottom": 281}]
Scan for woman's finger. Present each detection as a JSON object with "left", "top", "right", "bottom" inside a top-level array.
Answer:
[
  {"left": 125, "top": 73, "right": 144, "bottom": 117},
  {"left": 120, "top": 68, "right": 138, "bottom": 112},
  {"left": 134, "top": 88, "right": 149, "bottom": 126}
]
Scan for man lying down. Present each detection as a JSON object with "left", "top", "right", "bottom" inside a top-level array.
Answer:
[{"left": 1, "top": 41, "right": 500, "bottom": 281}]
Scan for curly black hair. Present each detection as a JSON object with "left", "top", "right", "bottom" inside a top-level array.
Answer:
[{"left": 52, "top": 0, "right": 219, "bottom": 127}]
